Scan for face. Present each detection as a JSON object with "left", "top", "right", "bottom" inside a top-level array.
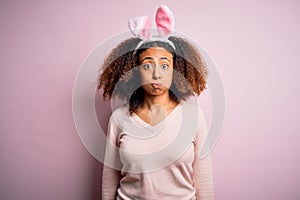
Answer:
[{"left": 139, "top": 47, "right": 174, "bottom": 96}]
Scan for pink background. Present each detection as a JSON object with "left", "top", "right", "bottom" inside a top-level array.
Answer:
[{"left": 1, "top": 0, "right": 299, "bottom": 199}]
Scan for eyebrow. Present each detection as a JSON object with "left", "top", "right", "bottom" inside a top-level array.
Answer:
[{"left": 141, "top": 56, "right": 171, "bottom": 62}]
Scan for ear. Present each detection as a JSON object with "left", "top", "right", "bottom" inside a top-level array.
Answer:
[
  {"left": 155, "top": 5, "right": 175, "bottom": 37},
  {"left": 128, "top": 15, "right": 153, "bottom": 40}
]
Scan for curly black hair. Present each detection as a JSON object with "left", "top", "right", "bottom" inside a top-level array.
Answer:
[{"left": 97, "top": 36, "right": 208, "bottom": 115}]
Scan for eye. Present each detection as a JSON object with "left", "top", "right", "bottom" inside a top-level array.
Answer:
[
  {"left": 143, "top": 63, "right": 152, "bottom": 70},
  {"left": 161, "top": 64, "right": 169, "bottom": 69}
]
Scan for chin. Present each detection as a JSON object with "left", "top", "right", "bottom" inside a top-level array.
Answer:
[{"left": 150, "top": 89, "right": 169, "bottom": 96}]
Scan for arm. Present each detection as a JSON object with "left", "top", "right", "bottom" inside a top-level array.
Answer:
[
  {"left": 102, "top": 166, "right": 122, "bottom": 200},
  {"left": 192, "top": 109, "right": 214, "bottom": 200},
  {"left": 102, "top": 116, "right": 122, "bottom": 200}
]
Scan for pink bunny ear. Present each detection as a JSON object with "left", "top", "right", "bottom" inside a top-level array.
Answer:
[
  {"left": 128, "top": 15, "right": 153, "bottom": 40},
  {"left": 155, "top": 5, "right": 175, "bottom": 37}
]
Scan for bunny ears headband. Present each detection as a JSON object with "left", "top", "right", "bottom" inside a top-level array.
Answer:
[{"left": 128, "top": 5, "right": 176, "bottom": 50}]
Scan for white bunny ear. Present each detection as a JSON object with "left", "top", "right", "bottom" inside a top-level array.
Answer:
[
  {"left": 155, "top": 5, "right": 175, "bottom": 37},
  {"left": 128, "top": 15, "right": 153, "bottom": 40}
]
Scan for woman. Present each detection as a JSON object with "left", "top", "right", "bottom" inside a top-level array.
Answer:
[{"left": 98, "top": 5, "right": 214, "bottom": 200}]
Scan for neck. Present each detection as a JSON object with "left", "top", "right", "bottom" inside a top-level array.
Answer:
[{"left": 142, "top": 92, "right": 175, "bottom": 109}]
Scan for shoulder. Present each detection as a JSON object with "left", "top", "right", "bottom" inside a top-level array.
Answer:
[
  {"left": 181, "top": 100, "right": 206, "bottom": 120},
  {"left": 109, "top": 104, "right": 130, "bottom": 129},
  {"left": 181, "top": 100, "right": 207, "bottom": 136},
  {"left": 111, "top": 104, "right": 129, "bottom": 118}
]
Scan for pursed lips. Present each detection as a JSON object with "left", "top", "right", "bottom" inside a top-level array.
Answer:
[{"left": 151, "top": 83, "right": 161, "bottom": 88}]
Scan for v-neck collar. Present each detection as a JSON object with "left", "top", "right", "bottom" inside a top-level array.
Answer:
[{"left": 131, "top": 102, "right": 182, "bottom": 129}]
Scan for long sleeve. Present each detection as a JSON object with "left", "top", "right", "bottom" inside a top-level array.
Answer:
[
  {"left": 102, "top": 166, "right": 121, "bottom": 200},
  {"left": 102, "top": 116, "right": 122, "bottom": 200},
  {"left": 192, "top": 109, "right": 215, "bottom": 200}
]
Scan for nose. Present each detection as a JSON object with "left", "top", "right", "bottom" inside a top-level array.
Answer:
[{"left": 152, "top": 64, "right": 161, "bottom": 80}]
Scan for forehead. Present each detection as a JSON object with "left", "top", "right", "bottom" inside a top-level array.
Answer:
[{"left": 139, "top": 47, "right": 173, "bottom": 60}]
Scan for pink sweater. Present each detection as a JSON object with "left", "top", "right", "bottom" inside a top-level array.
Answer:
[{"left": 102, "top": 102, "right": 214, "bottom": 200}]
